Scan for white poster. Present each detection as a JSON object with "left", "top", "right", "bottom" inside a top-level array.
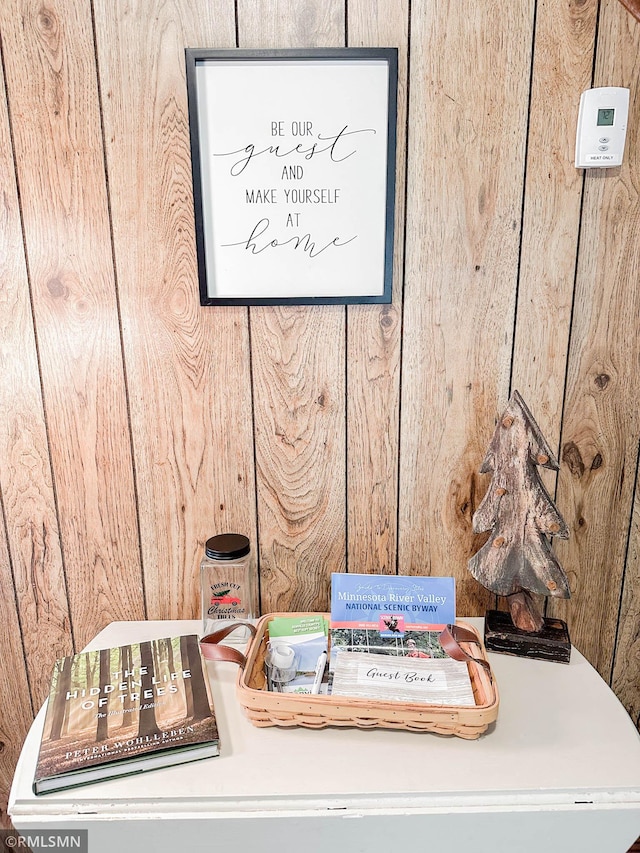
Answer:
[{"left": 187, "top": 51, "right": 397, "bottom": 304}]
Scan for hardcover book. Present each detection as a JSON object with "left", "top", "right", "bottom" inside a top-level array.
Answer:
[
  {"left": 330, "top": 572, "right": 456, "bottom": 666},
  {"left": 33, "top": 634, "right": 219, "bottom": 795}
]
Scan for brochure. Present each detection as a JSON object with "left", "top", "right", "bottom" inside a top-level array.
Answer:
[
  {"left": 266, "top": 614, "right": 329, "bottom": 694},
  {"left": 329, "top": 573, "right": 456, "bottom": 669}
]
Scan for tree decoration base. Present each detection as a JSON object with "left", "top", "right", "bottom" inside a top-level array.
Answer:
[{"left": 484, "top": 609, "right": 571, "bottom": 664}]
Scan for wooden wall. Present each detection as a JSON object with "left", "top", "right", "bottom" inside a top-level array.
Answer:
[{"left": 1, "top": 0, "right": 640, "bottom": 822}]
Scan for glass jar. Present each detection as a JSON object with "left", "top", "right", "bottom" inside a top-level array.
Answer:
[{"left": 200, "top": 533, "right": 257, "bottom": 641}]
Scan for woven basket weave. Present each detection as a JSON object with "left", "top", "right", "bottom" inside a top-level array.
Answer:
[{"left": 205, "top": 612, "right": 499, "bottom": 740}]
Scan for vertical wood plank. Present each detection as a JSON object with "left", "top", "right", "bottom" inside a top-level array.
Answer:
[
  {"left": 345, "top": 0, "right": 408, "bottom": 575},
  {"left": 508, "top": 0, "right": 597, "bottom": 621},
  {"left": 0, "top": 0, "right": 145, "bottom": 648},
  {"left": 238, "top": 0, "right": 347, "bottom": 611},
  {"left": 0, "top": 41, "right": 72, "bottom": 705},
  {"left": 398, "top": 0, "right": 534, "bottom": 613},
  {"left": 0, "top": 514, "right": 33, "bottom": 826},
  {"left": 612, "top": 467, "right": 640, "bottom": 721},
  {"left": 93, "top": 0, "right": 255, "bottom": 620},
  {"left": 606, "top": 6, "right": 640, "bottom": 719},
  {"left": 511, "top": 0, "right": 597, "bottom": 465},
  {"left": 0, "top": 55, "right": 38, "bottom": 801},
  {"left": 552, "top": 0, "right": 640, "bottom": 676}
]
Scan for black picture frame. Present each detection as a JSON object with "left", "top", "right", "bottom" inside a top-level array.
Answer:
[{"left": 185, "top": 48, "right": 398, "bottom": 306}]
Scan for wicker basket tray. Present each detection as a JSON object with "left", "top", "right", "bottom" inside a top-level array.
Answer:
[{"left": 201, "top": 612, "right": 499, "bottom": 740}]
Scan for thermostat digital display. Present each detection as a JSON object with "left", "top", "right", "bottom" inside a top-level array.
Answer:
[{"left": 597, "top": 108, "right": 615, "bottom": 127}]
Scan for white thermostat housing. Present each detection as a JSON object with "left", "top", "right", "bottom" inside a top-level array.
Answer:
[{"left": 575, "top": 87, "right": 630, "bottom": 168}]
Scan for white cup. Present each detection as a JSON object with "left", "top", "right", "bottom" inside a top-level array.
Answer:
[
  {"left": 269, "top": 644, "right": 295, "bottom": 669},
  {"left": 265, "top": 643, "right": 297, "bottom": 686}
]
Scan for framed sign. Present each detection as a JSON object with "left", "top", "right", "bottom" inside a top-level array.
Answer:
[{"left": 185, "top": 48, "right": 398, "bottom": 306}]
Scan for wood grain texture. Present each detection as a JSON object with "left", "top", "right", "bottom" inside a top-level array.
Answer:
[
  {"left": 0, "top": 47, "right": 72, "bottom": 705},
  {"left": 618, "top": 0, "right": 640, "bottom": 23},
  {"left": 0, "top": 510, "right": 35, "bottom": 827},
  {"left": 238, "top": 0, "right": 347, "bottom": 612},
  {"left": 604, "top": 5, "right": 640, "bottom": 709},
  {"left": 509, "top": 0, "right": 597, "bottom": 624},
  {"left": 345, "top": 0, "right": 407, "bottom": 575},
  {"left": 511, "top": 0, "right": 597, "bottom": 488},
  {"left": 398, "top": 0, "right": 534, "bottom": 614},
  {"left": 612, "top": 479, "right": 640, "bottom": 722},
  {"left": 238, "top": 0, "right": 344, "bottom": 46},
  {"left": 548, "top": 0, "right": 640, "bottom": 677},
  {"left": 251, "top": 307, "right": 346, "bottom": 610},
  {"left": 0, "top": 0, "right": 146, "bottom": 649},
  {"left": 93, "top": 0, "right": 257, "bottom": 620}
]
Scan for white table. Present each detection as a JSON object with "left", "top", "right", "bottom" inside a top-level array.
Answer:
[{"left": 9, "top": 619, "right": 640, "bottom": 853}]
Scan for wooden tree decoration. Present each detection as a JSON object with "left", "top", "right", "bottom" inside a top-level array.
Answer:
[{"left": 468, "top": 390, "right": 571, "bottom": 635}]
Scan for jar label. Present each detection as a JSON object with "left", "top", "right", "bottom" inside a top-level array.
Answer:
[{"left": 207, "top": 581, "right": 245, "bottom": 618}]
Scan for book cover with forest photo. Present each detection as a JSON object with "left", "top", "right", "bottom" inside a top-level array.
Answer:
[{"left": 33, "top": 635, "right": 219, "bottom": 794}]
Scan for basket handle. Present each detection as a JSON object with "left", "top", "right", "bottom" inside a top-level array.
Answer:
[
  {"left": 440, "top": 624, "right": 493, "bottom": 681},
  {"left": 199, "top": 622, "right": 257, "bottom": 668}
]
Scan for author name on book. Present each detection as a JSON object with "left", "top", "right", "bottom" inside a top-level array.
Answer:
[{"left": 64, "top": 726, "right": 196, "bottom": 762}]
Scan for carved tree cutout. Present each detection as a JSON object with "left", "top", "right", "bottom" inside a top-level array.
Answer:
[{"left": 468, "top": 390, "right": 571, "bottom": 633}]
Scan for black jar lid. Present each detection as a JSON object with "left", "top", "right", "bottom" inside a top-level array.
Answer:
[{"left": 205, "top": 533, "right": 250, "bottom": 560}]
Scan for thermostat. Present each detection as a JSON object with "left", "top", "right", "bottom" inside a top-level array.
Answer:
[{"left": 575, "top": 87, "right": 629, "bottom": 168}]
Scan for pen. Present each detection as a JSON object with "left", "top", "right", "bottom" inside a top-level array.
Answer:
[{"left": 311, "top": 651, "right": 327, "bottom": 695}]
